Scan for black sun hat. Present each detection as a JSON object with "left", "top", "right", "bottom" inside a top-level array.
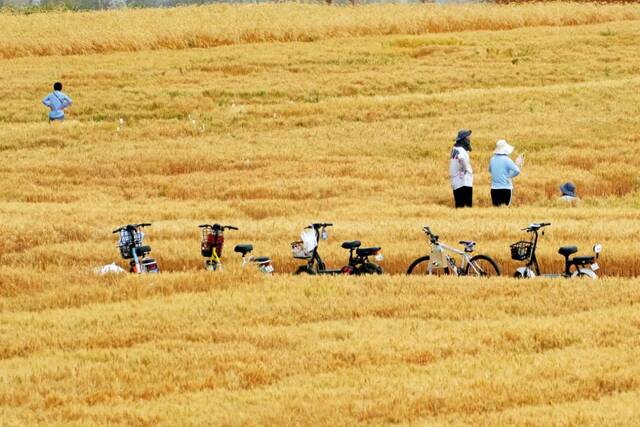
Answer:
[{"left": 455, "top": 129, "right": 472, "bottom": 142}]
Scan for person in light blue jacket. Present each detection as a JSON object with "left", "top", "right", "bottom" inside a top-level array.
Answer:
[
  {"left": 42, "top": 82, "right": 72, "bottom": 122},
  {"left": 488, "top": 139, "right": 522, "bottom": 206}
]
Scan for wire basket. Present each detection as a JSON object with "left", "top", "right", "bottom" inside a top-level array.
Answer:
[
  {"left": 201, "top": 228, "right": 224, "bottom": 258},
  {"left": 510, "top": 241, "right": 533, "bottom": 261},
  {"left": 118, "top": 228, "right": 143, "bottom": 259},
  {"left": 291, "top": 241, "right": 312, "bottom": 259}
]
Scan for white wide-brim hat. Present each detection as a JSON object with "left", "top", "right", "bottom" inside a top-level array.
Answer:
[{"left": 494, "top": 139, "right": 514, "bottom": 155}]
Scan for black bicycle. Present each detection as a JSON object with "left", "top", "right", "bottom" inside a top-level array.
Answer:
[
  {"left": 511, "top": 223, "right": 602, "bottom": 279},
  {"left": 406, "top": 226, "right": 500, "bottom": 276},
  {"left": 291, "top": 223, "right": 384, "bottom": 275}
]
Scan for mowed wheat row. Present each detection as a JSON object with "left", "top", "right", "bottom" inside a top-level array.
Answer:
[{"left": 1, "top": 2, "right": 640, "bottom": 425}]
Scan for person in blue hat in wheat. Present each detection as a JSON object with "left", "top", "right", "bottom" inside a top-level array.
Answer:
[{"left": 560, "top": 182, "right": 579, "bottom": 203}]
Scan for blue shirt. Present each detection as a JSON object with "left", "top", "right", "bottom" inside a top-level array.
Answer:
[
  {"left": 489, "top": 154, "right": 520, "bottom": 190},
  {"left": 42, "top": 91, "right": 72, "bottom": 120}
]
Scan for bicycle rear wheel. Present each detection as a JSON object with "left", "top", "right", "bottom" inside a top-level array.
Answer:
[
  {"left": 406, "top": 256, "right": 451, "bottom": 275},
  {"left": 465, "top": 255, "right": 501, "bottom": 277}
]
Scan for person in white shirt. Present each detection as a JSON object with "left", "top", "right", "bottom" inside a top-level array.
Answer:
[{"left": 449, "top": 129, "right": 473, "bottom": 208}]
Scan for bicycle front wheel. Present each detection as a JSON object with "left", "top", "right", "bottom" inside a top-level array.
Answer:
[
  {"left": 465, "top": 255, "right": 501, "bottom": 277},
  {"left": 406, "top": 256, "right": 451, "bottom": 276}
]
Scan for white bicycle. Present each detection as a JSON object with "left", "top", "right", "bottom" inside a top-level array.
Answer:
[{"left": 406, "top": 226, "right": 501, "bottom": 276}]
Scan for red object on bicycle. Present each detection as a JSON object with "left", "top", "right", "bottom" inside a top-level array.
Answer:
[
  {"left": 341, "top": 265, "right": 355, "bottom": 275},
  {"left": 201, "top": 229, "right": 224, "bottom": 257}
]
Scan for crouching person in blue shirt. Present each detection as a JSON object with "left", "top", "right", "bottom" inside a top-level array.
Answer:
[
  {"left": 42, "top": 82, "right": 72, "bottom": 122},
  {"left": 489, "top": 139, "right": 523, "bottom": 206}
]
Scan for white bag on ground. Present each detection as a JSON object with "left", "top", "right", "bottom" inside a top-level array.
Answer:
[
  {"left": 95, "top": 262, "right": 126, "bottom": 275},
  {"left": 301, "top": 228, "right": 318, "bottom": 253}
]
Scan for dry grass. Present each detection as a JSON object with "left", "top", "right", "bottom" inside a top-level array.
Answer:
[
  {"left": 1, "top": 2, "right": 640, "bottom": 425},
  {"left": 2, "top": 2, "right": 640, "bottom": 58}
]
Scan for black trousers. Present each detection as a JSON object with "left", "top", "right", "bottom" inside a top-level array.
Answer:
[
  {"left": 491, "top": 189, "right": 512, "bottom": 206},
  {"left": 453, "top": 186, "right": 473, "bottom": 208}
]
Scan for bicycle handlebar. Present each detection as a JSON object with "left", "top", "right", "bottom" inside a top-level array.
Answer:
[
  {"left": 112, "top": 223, "right": 152, "bottom": 233},
  {"left": 522, "top": 222, "right": 551, "bottom": 232},
  {"left": 198, "top": 224, "right": 238, "bottom": 231},
  {"left": 308, "top": 223, "right": 333, "bottom": 229},
  {"left": 422, "top": 225, "right": 439, "bottom": 243}
]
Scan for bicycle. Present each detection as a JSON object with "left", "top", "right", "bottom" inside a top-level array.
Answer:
[
  {"left": 292, "top": 223, "right": 384, "bottom": 275},
  {"left": 113, "top": 223, "right": 160, "bottom": 274},
  {"left": 511, "top": 222, "right": 602, "bottom": 279},
  {"left": 406, "top": 226, "right": 500, "bottom": 276},
  {"left": 199, "top": 223, "right": 274, "bottom": 274}
]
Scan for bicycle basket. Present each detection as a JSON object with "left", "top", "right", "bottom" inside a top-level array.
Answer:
[
  {"left": 118, "top": 228, "right": 143, "bottom": 259},
  {"left": 291, "top": 241, "right": 312, "bottom": 259},
  {"left": 201, "top": 228, "right": 224, "bottom": 258},
  {"left": 510, "top": 241, "right": 532, "bottom": 261}
]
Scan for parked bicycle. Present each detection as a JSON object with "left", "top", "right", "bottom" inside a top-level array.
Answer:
[
  {"left": 199, "top": 223, "right": 237, "bottom": 271},
  {"left": 291, "top": 223, "right": 384, "bottom": 275},
  {"left": 199, "top": 223, "right": 273, "bottom": 274},
  {"left": 113, "top": 223, "right": 160, "bottom": 274},
  {"left": 406, "top": 226, "right": 500, "bottom": 276},
  {"left": 511, "top": 222, "right": 602, "bottom": 279}
]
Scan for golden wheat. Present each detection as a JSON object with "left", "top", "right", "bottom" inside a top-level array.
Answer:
[
  {"left": 1, "top": 2, "right": 640, "bottom": 59},
  {"left": 1, "top": 3, "right": 640, "bottom": 425}
]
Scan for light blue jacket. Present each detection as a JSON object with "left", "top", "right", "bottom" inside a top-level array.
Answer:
[
  {"left": 42, "top": 91, "right": 72, "bottom": 120},
  {"left": 489, "top": 154, "right": 520, "bottom": 190}
]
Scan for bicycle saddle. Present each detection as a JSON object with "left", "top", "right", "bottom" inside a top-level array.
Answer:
[
  {"left": 356, "top": 247, "right": 380, "bottom": 257},
  {"left": 558, "top": 246, "right": 578, "bottom": 257},
  {"left": 253, "top": 256, "right": 271, "bottom": 264},
  {"left": 234, "top": 244, "right": 254, "bottom": 256},
  {"left": 341, "top": 240, "right": 361, "bottom": 249},
  {"left": 459, "top": 241, "right": 476, "bottom": 252}
]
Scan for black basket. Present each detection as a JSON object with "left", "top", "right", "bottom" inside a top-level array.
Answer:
[{"left": 510, "top": 241, "right": 533, "bottom": 261}]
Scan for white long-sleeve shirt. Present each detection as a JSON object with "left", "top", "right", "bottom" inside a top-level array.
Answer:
[{"left": 449, "top": 146, "right": 473, "bottom": 190}]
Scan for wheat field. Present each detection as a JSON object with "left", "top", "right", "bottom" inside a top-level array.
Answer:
[{"left": 1, "top": 2, "right": 640, "bottom": 425}]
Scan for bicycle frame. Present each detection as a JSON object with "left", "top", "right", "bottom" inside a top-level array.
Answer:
[
  {"left": 417, "top": 226, "right": 493, "bottom": 277},
  {"left": 521, "top": 227, "right": 543, "bottom": 276},
  {"left": 305, "top": 224, "right": 342, "bottom": 274},
  {"left": 427, "top": 241, "right": 474, "bottom": 275},
  {"left": 205, "top": 248, "right": 222, "bottom": 271}
]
